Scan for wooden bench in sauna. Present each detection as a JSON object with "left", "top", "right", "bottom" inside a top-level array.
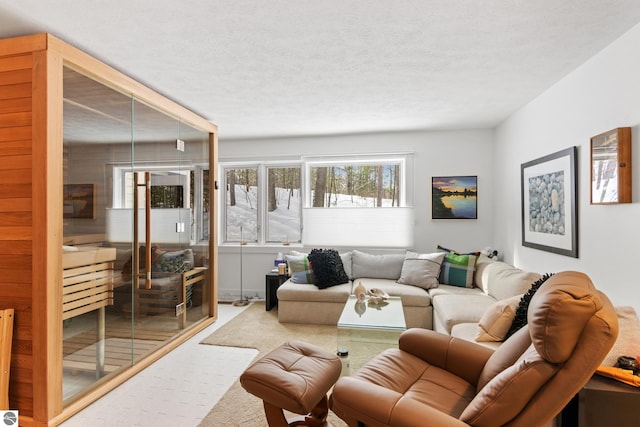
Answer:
[
  {"left": 63, "top": 247, "right": 116, "bottom": 376},
  {"left": 136, "top": 267, "right": 208, "bottom": 330}
]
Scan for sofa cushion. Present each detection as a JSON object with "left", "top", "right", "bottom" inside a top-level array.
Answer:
[
  {"left": 473, "top": 254, "right": 497, "bottom": 291},
  {"left": 476, "top": 295, "right": 522, "bottom": 342},
  {"left": 351, "top": 250, "right": 404, "bottom": 280},
  {"left": 483, "top": 261, "right": 541, "bottom": 301},
  {"left": 429, "top": 284, "right": 485, "bottom": 299},
  {"left": 340, "top": 251, "right": 353, "bottom": 280},
  {"left": 277, "top": 280, "right": 351, "bottom": 303},
  {"left": 285, "top": 254, "right": 314, "bottom": 284},
  {"left": 290, "top": 270, "right": 314, "bottom": 284},
  {"left": 432, "top": 294, "right": 496, "bottom": 333},
  {"left": 286, "top": 254, "right": 309, "bottom": 273},
  {"left": 450, "top": 323, "right": 501, "bottom": 350},
  {"left": 352, "top": 278, "right": 431, "bottom": 307},
  {"left": 152, "top": 248, "right": 194, "bottom": 273},
  {"left": 437, "top": 245, "right": 480, "bottom": 288},
  {"left": 397, "top": 251, "right": 445, "bottom": 290},
  {"left": 307, "top": 248, "right": 349, "bottom": 289}
]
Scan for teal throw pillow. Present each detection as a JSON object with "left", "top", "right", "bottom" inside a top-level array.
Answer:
[{"left": 437, "top": 245, "right": 479, "bottom": 288}]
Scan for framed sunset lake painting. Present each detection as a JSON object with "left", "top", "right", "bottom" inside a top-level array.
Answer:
[{"left": 432, "top": 176, "right": 477, "bottom": 219}]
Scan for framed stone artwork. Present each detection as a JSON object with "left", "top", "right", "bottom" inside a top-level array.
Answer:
[{"left": 521, "top": 147, "right": 578, "bottom": 258}]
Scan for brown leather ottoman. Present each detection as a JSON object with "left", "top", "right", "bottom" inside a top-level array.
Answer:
[{"left": 240, "top": 341, "right": 342, "bottom": 427}]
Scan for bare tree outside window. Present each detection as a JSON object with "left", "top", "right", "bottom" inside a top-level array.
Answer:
[
  {"left": 225, "top": 167, "right": 258, "bottom": 242},
  {"left": 266, "top": 166, "right": 301, "bottom": 243},
  {"left": 310, "top": 163, "right": 401, "bottom": 207}
]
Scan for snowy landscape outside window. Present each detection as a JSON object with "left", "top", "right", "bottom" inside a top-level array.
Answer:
[
  {"left": 224, "top": 167, "right": 259, "bottom": 242},
  {"left": 309, "top": 163, "right": 402, "bottom": 208},
  {"left": 302, "top": 156, "right": 412, "bottom": 247},
  {"left": 220, "top": 156, "right": 409, "bottom": 246},
  {"left": 267, "top": 166, "right": 301, "bottom": 243}
]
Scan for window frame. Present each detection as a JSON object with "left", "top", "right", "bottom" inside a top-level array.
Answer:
[
  {"left": 302, "top": 154, "right": 408, "bottom": 208},
  {"left": 220, "top": 163, "right": 261, "bottom": 244},
  {"left": 219, "top": 153, "right": 411, "bottom": 246},
  {"left": 264, "top": 163, "right": 302, "bottom": 244}
]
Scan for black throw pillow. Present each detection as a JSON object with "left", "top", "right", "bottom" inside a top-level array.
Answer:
[
  {"left": 504, "top": 273, "right": 555, "bottom": 339},
  {"left": 307, "top": 248, "right": 349, "bottom": 289}
]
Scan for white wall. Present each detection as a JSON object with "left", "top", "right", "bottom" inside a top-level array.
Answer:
[
  {"left": 494, "top": 22, "right": 640, "bottom": 311},
  {"left": 217, "top": 129, "right": 495, "bottom": 300}
]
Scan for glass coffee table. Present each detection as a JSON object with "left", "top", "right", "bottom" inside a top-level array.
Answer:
[{"left": 337, "top": 295, "right": 406, "bottom": 375}]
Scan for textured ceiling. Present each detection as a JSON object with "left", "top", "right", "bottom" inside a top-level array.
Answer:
[{"left": 1, "top": 1, "right": 640, "bottom": 140}]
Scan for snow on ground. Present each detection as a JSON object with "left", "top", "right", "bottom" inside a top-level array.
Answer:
[{"left": 225, "top": 185, "right": 394, "bottom": 242}]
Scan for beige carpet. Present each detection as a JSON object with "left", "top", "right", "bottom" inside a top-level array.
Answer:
[{"left": 199, "top": 302, "right": 347, "bottom": 427}]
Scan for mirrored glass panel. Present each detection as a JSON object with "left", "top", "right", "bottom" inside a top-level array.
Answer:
[{"left": 62, "top": 67, "right": 211, "bottom": 403}]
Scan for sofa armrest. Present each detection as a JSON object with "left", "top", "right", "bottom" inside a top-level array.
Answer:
[
  {"left": 399, "top": 328, "right": 494, "bottom": 386},
  {"left": 330, "top": 376, "right": 469, "bottom": 427}
]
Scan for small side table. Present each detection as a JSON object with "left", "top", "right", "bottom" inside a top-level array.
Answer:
[
  {"left": 560, "top": 375, "right": 640, "bottom": 427},
  {"left": 265, "top": 272, "right": 288, "bottom": 311}
]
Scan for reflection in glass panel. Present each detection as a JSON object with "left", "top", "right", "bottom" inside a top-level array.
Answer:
[{"left": 62, "top": 67, "right": 210, "bottom": 403}]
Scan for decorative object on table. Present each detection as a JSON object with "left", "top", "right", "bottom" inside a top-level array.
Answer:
[
  {"left": 277, "top": 263, "right": 286, "bottom": 275},
  {"left": 521, "top": 146, "right": 578, "bottom": 258},
  {"left": 353, "top": 300, "right": 366, "bottom": 317},
  {"left": 367, "top": 288, "right": 389, "bottom": 305},
  {"left": 595, "top": 365, "right": 640, "bottom": 387},
  {"left": 431, "top": 176, "right": 477, "bottom": 219},
  {"left": 233, "top": 226, "right": 249, "bottom": 307},
  {"left": 480, "top": 246, "right": 499, "bottom": 260},
  {"left": 353, "top": 282, "right": 367, "bottom": 302},
  {"left": 273, "top": 252, "right": 284, "bottom": 269},
  {"left": 615, "top": 356, "right": 639, "bottom": 374},
  {"left": 590, "top": 127, "right": 632, "bottom": 204}
]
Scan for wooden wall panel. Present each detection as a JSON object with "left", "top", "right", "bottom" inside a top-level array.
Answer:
[{"left": 0, "top": 51, "right": 34, "bottom": 419}]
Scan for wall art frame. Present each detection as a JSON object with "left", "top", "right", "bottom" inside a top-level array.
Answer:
[
  {"left": 590, "top": 127, "right": 632, "bottom": 204},
  {"left": 521, "top": 146, "right": 578, "bottom": 258},
  {"left": 431, "top": 176, "right": 477, "bottom": 219}
]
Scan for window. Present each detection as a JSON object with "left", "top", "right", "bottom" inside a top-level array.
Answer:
[
  {"left": 302, "top": 155, "right": 413, "bottom": 248},
  {"left": 308, "top": 163, "right": 401, "bottom": 208},
  {"left": 219, "top": 154, "right": 411, "bottom": 246},
  {"left": 224, "top": 166, "right": 258, "bottom": 242},
  {"left": 220, "top": 163, "right": 302, "bottom": 244},
  {"left": 266, "top": 166, "right": 301, "bottom": 243},
  {"left": 304, "top": 155, "right": 407, "bottom": 208}
]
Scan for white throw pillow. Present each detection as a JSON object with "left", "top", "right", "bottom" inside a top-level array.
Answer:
[
  {"left": 352, "top": 250, "right": 405, "bottom": 280},
  {"left": 396, "top": 251, "right": 445, "bottom": 289},
  {"left": 476, "top": 295, "right": 522, "bottom": 342}
]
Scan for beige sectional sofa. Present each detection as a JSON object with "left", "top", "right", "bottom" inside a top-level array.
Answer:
[
  {"left": 277, "top": 249, "right": 543, "bottom": 348},
  {"left": 432, "top": 256, "right": 541, "bottom": 347},
  {"left": 278, "top": 250, "right": 433, "bottom": 328}
]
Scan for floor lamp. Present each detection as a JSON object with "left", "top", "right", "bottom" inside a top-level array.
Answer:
[{"left": 233, "top": 226, "right": 249, "bottom": 307}]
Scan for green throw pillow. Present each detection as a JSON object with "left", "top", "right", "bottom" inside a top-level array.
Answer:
[
  {"left": 286, "top": 255, "right": 309, "bottom": 273},
  {"left": 437, "top": 245, "right": 479, "bottom": 288}
]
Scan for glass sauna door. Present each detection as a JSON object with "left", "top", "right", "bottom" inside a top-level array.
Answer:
[{"left": 62, "top": 67, "right": 210, "bottom": 402}]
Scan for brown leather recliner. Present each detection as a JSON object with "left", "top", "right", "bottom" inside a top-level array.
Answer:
[{"left": 329, "top": 271, "right": 618, "bottom": 427}]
